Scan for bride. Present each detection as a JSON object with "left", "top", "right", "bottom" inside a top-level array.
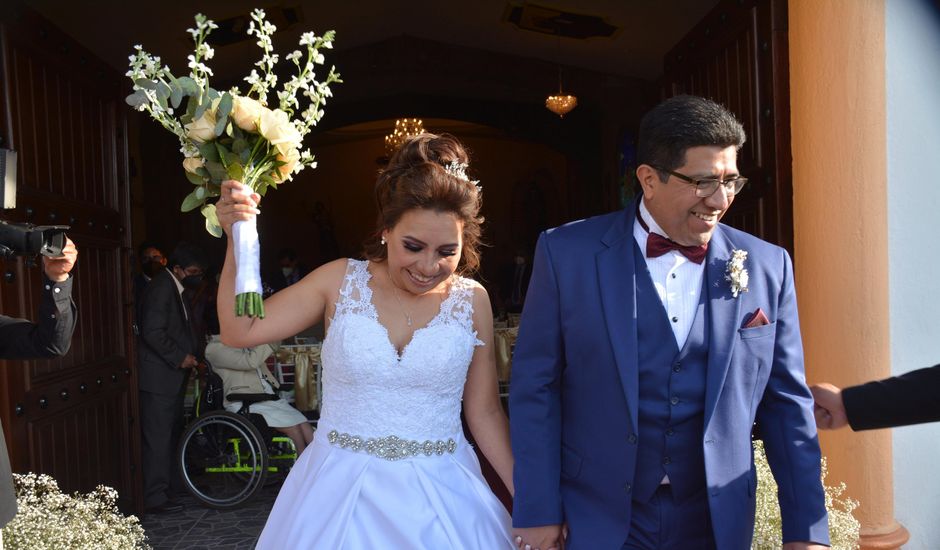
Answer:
[{"left": 215, "top": 133, "right": 514, "bottom": 548}]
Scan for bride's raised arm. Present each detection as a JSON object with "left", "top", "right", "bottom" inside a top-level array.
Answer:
[{"left": 215, "top": 179, "right": 344, "bottom": 348}]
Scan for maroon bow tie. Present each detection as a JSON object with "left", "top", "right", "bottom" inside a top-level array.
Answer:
[
  {"left": 646, "top": 233, "right": 708, "bottom": 264},
  {"left": 636, "top": 204, "right": 708, "bottom": 264}
]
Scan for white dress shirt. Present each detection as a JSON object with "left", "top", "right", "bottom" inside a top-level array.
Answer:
[{"left": 632, "top": 200, "right": 705, "bottom": 350}]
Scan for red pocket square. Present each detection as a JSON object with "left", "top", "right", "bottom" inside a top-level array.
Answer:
[{"left": 744, "top": 308, "right": 770, "bottom": 329}]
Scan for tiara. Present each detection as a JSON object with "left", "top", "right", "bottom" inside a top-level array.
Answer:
[{"left": 444, "top": 160, "right": 481, "bottom": 190}]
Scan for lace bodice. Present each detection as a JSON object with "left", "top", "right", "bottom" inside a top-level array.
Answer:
[{"left": 319, "top": 259, "right": 483, "bottom": 440}]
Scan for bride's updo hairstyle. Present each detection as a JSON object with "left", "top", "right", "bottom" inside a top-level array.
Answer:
[{"left": 364, "top": 133, "right": 484, "bottom": 275}]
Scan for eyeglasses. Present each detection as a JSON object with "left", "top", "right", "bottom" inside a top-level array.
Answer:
[{"left": 653, "top": 166, "right": 748, "bottom": 198}]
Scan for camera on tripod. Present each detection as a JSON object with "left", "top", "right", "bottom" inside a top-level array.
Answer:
[{"left": 0, "top": 148, "right": 70, "bottom": 259}]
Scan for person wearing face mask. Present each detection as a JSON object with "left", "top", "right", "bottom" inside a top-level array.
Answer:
[
  {"left": 216, "top": 133, "right": 514, "bottom": 548},
  {"left": 137, "top": 241, "right": 207, "bottom": 514},
  {"left": 269, "top": 248, "right": 310, "bottom": 293},
  {"left": 133, "top": 242, "right": 166, "bottom": 330}
]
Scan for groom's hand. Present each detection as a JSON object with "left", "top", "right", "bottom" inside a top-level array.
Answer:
[
  {"left": 513, "top": 525, "right": 564, "bottom": 550},
  {"left": 783, "top": 543, "right": 829, "bottom": 549}
]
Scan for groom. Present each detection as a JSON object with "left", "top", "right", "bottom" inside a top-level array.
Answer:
[{"left": 509, "top": 95, "right": 829, "bottom": 550}]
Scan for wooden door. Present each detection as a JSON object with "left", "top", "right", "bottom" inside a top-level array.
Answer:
[
  {"left": 0, "top": 5, "right": 139, "bottom": 510},
  {"left": 660, "top": 0, "right": 793, "bottom": 253}
]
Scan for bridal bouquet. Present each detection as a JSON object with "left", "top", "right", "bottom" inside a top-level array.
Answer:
[{"left": 126, "top": 9, "right": 340, "bottom": 317}]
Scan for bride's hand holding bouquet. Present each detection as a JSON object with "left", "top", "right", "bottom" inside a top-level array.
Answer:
[{"left": 126, "top": 9, "right": 340, "bottom": 317}]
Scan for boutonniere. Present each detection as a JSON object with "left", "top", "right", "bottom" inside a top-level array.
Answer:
[{"left": 725, "top": 249, "right": 749, "bottom": 298}]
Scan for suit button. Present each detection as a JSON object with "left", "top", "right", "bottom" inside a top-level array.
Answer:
[
  {"left": 627, "top": 434, "right": 637, "bottom": 444},
  {"left": 671, "top": 316, "right": 679, "bottom": 323},
  {"left": 662, "top": 456, "right": 672, "bottom": 465},
  {"left": 671, "top": 273, "right": 677, "bottom": 279},
  {"left": 670, "top": 396, "right": 679, "bottom": 405},
  {"left": 666, "top": 428, "right": 675, "bottom": 436},
  {"left": 624, "top": 483, "right": 632, "bottom": 492},
  {"left": 673, "top": 362, "right": 681, "bottom": 372}
]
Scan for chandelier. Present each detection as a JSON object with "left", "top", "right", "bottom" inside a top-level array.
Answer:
[
  {"left": 384, "top": 118, "right": 425, "bottom": 155},
  {"left": 546, "top": 51, "right": 577, "bottom": 118},
  {"left": 545, "top": 94, "right": 578, "bottom": 117}
]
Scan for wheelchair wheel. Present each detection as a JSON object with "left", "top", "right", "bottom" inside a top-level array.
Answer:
[{"left": 177, "top": 410, "right": 269, "bottom": 509}]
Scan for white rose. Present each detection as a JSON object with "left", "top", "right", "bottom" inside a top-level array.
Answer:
[
  {"left": 230, "top": 96, "right": 263, "bottom": 132},
  {"left": 184, "top": 98, "right": 220, "bottom": 143},
  {"left": 273, "top": 147, "right": 300, "bottom": 183},
  {"left": 182, "top": 157, "right": 205, "bottom": 173},
  {"left": 259, "top": 108, "right": 302, "bottom": 156}
]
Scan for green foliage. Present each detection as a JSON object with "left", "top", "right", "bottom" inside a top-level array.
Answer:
[{"left": 752, "top": 440, "right": 860, "bottom": 549}]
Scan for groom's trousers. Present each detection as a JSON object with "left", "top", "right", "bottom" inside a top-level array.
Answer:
[{"left": 622, "top": 485, "right": 716, "bottom": 550}]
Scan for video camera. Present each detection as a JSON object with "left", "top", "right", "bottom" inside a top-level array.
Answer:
[
  {"left": 0, "top": 148, "right": 69, "bottom": 258},
  {"left": 0, "top": 221, "right": 69, "bottom": 259}
]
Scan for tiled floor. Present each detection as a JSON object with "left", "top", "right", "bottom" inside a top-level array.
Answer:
[{"left": 140, "top": 484, "right": 279, "bottom": 550}]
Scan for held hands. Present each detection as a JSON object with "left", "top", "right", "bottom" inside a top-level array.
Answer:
[
  {"left": 215, "top": 180, "right": 261, "bottom": 237},
  {"left": 810, "top": 383, "right": 849, "bottom": 430},
  {"left": 42, "top": 237, "right": 77, "bottom": 282},
  {"left": 513, "top": 525, "right": 565, "bottom": 550},
  {"left": 180, "top": 354, "right": 199, "bottom": 370}
]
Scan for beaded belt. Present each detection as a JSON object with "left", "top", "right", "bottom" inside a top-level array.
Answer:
[{"left": 326, "top": 430, "right": 457, "bottom": 461}]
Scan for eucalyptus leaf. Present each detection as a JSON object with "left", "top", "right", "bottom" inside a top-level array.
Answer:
[
  {"left": 195, "top": 186, "right": 206, "bottom": 199},
  {"left": 223, "top": 150, "right": 240, "bottom": 167},
  {"left": 226, "top": 163, "right": 245, "bottom": 182},
  {"left": 206, "top": 182, "right": 222, "bottom": 197},
  {"left": 202, "top": 204, "right": 223, "bottom": 238},
  {"left": 206, "top": 88, "right": 220, "bottom": 100},
  {"left": 194, "top": 101, "right": 208, "bottom": 122},
  {"left": 125, "top": 90, "right": 148, "bottom": 108},
  {"left": 185, "top": 171, "right": 205, "bottom": 186},
  {"left": 197, "top": 142, "right": 220, "bottom": 162},
  {"left": 180, "top": 189, "right": 203, "bottom": 212},
  {"left": 169, "top": 78, "right": 183, "bottom": 108},
  {"left": 156, "top": 81, "right": 171, "bottom": 102},
  {"left": 134, "top": 78, "right": 158, "bottom": 90},
  {"left": 176, "top": 77, "right": 199, "bottom": 96},
  {"left": 232, "top": 139, "right": 248, "bottom": 155},
  {"left": 204, "top": 161, "right": 228, "bottom": 181},
  {"left": 214, "top": 92, "right": 233, "bottom": 137},
  {"left": 195, "top": 167, "right": 209, "bottom": 178}
]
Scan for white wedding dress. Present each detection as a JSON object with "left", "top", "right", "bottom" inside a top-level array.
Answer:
[{"left": 256, "top": 259, "right": 513, "bottom": 549}]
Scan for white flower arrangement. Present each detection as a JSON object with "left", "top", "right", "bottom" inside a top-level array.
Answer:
[
  {"left": 752, "top": 440, "right": 860, "bottom": 549},
  {"left": 126, "top": 9, "right": 341, "bottom": 318},
  {"left": 1, "top": 473, "right": 150, "bottom": 549},
  {"left": 725, "top": 248, "right": 750, "bottom": 298}
]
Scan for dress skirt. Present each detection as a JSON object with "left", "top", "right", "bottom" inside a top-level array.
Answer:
[{"left": 256, "top": 427, "right": 513, "bottom": 549}]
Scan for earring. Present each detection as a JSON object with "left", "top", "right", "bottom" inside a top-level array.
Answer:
[{"left": 380, "top": 236, "right": 386, "bottom": 245}]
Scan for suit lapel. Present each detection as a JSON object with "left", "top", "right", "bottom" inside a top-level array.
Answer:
[
  {"left": 597, "top": 203, "right": 640, "bottom": 434},
  {"left": 703, "top": 226, "right": 743, "bottom": 429}
]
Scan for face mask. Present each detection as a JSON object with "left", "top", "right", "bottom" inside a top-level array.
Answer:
[
  {"left": 181, "top": 274, "right": 203, "bottom": 289},
  {"left": 141, "top": 261, "right": 161, "bottom": 277},
  {"left": 281, "top": 266, "right": 294, "bottom": 278}
]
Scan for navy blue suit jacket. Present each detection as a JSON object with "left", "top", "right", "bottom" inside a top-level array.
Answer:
[{"left": 509, "top": 200, "right": 830, "bottom": 549}]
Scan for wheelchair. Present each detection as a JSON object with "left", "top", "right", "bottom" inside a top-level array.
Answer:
[{"left": 176, "top": 361, "right": 303, "bottom": 509}]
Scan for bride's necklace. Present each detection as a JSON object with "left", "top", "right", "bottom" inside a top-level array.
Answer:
[{"left": 387, "top": 267, "right": 414, "bottom": 327}]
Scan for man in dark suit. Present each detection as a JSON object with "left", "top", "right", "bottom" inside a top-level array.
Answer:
[
  {"left": 137, "top": 241, "right": 206, "bottom": 514},
  {"left": 0, "top": 238, "right": 78, "bottom": 531},
  {"left": 510, "top": 96, "right": 829, "bottom": 550},
  {"left": 133, "top": 242, "right": 166, "bottom": 329},
  {"left": 812, "top": 365, "right": 940, "bottom": 430}
]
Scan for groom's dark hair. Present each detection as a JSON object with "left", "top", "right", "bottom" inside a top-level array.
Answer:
[{"left": 637, "top": 95, "right": 746, "bottom": 179}]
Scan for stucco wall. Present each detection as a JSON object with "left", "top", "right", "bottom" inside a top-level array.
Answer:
[{"left": 886, "top": 1, "right": 940, "bottom": 548}]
